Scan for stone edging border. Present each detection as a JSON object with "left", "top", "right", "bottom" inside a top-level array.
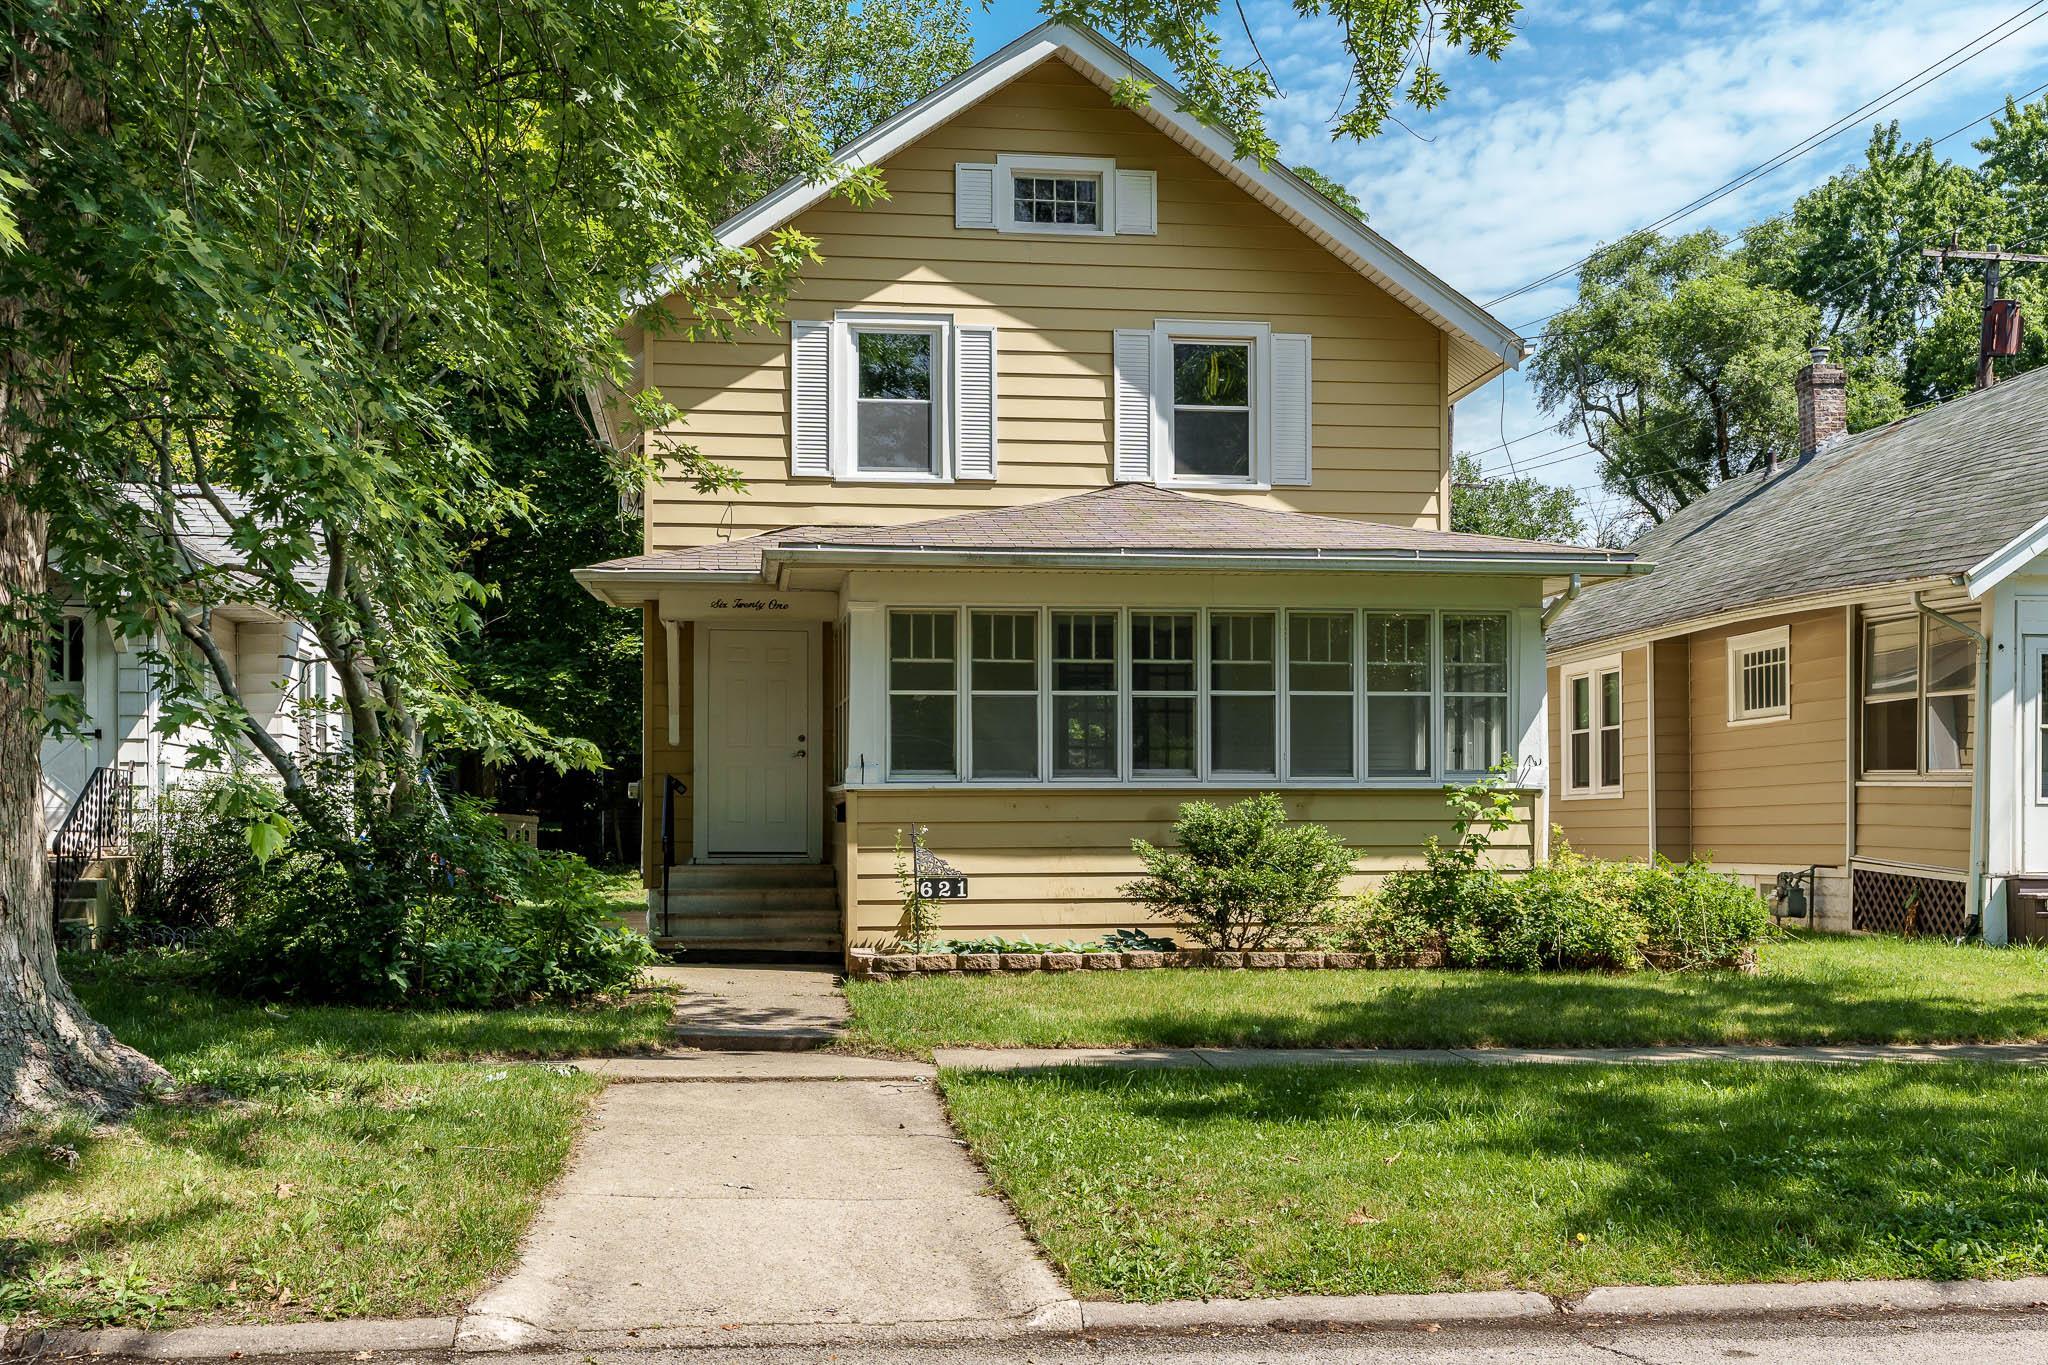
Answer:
[{"left": 849, "top": 944, "right": 1756, "bottom": 980}]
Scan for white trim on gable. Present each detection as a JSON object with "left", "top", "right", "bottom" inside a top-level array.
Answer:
[
  {"left": 1967, "top": 507, "right": 2048, "bottom": 598},
  {"left": 668, "top": 21, "right": 1523, "bottom": 392}
]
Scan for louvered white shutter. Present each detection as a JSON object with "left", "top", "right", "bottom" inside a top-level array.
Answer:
[
  {"left": 1113, "top": 329, "right": 1157, "bottom": 482},
  {"left": 954, "top": 324, "right": 998, "bottom": 480},
  {"left": 789, "top": 319, "right": 834, "bottom": 478},
  {"left": 1112, "top": 169, "right": 1158, "bottom": 235},
  {"left": 955, "top": 163, "right": 998, "bottom": 229},
  {"left": 1270, "top": 333, "right": 1312, "bottom": 486}
]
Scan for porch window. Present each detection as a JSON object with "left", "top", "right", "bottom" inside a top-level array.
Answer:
[
  {"left": 1364, "top": 612, "right": 1430, "bottom": 778},
  {"left": 854, "top": 329, "right": 937, "bottom": 475},
  {"left": 1443, "top": 613, "right": 1509, "bottom": 776},
  {"left": 970, "top": 611, "right": 1039, "bottom": 780},
  {"left": 1861, "top": 610, "right": 1978, "bottom": 777},
  {"left": 1169, "top": 340, "right": 1253, "bottom": 482},
  {"left": 1209, "top": 613, "right": 1276, "bottom": 776},
  {"left": 1287, "top": 613, "right": 1354, "bottom": 778},
  {"left": 888, "top": 610, "right": 957, "bottom": 778},
  {"left": 1562, "top": 657, "right": 1622, "bottom": 796},
  {"left": 1052, "top": 612, "right": 1118, "bottom": 778},
  {"left": 1130, "top": 611, "right": 1196, "bottom": 775}
]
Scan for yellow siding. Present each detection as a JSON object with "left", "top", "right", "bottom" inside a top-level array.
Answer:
[
  {"left": 1856, "top": 783, "right": 1971, "bottom": 872},
  {"left": 642, "top": 59, "right": 1448, "bottom": 550},
  {"left": 844, "top": 787, "right": 1534, "bottom": 945},
  {"left": 1685, "top": 609, "right": 1849, "bottom": 867},
  {"left": 1652, "top": 638, "right": 1691, "bottom": 860},
  {"left": 1547, "top": 649, "right": 1651, "bottom": 861}
]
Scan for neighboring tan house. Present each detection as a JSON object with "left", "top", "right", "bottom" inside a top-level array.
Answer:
[
  {"left": 575, "top": 21, "right": 1642, "bottom": 958},
  {"left": 1546, "top": 353, "right": 2048, "bottom": 945}
]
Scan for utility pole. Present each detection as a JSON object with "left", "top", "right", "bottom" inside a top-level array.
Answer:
[{"left": 1922, "top": 237, "right": 2048, "bottom": 388}]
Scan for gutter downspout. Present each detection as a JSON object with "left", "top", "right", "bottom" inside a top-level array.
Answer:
[
  {"left": 1916, "top": 592, "right": 1992, "bottom": 938},
  {"left": 1540, "top": 574, "right": 1584, "bottom": 632}
]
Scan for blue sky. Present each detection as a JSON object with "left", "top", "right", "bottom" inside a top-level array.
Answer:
[{"left": 962, "top": 0, "right": 2048, "bottom": 532}]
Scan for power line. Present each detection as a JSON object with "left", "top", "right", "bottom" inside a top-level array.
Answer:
[{"left": 1484, "top": 0, "right": 2048, "bottom": 309}]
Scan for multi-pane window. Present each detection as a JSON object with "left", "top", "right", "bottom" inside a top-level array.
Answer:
[
  {"left": 888, "top": 610, "right": 956, "bottom": 777},
  {"left": 1288, "top": 614, "right": 1354, "bottom": 778},
  {"left": 1130, "top": 612, "right": 1197, "bottom": 775},
  {"left": 1209, "top": 613, "right": 1276, "bottom": 776},
  {"left": 1862, "top": 611, "right": 1979, "bottom": 777},
  {"left": 855, "top": 329, "right": 936, "bottom": 474},
  {"left": 1012, "top": 174, "right": 1099, "bottom": 226},
  {"left": 970, "top": 612, "right": 1038, "bottom": 780},
  {"left": 46, "top": 616, "right": 85, "bottom": 692},
  {"left": 1563, "top": 660, "right": 1622, "bottom": 795},
  {"left": 1443, "top": 614, "right": 1509, "bottom": 775},
  {"left": 1053, "top": 612, "right": 1118, "bottom": 779},
  {"left": 1728, "top": 626, "right": 1790, "bottom": 723},
  {"left": 1170, "top": 341, "right": 1253, "bottom": 481},
  {"left": 1364, "top": 612, "right": 1430, "bottom": 778}
]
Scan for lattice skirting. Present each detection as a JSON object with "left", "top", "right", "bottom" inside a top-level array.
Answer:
[{"left": 1851, "top": 866, "right": 1967, "bottom": 937}]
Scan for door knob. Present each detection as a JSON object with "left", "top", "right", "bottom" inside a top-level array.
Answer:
[{"left": 793, "top": 748, "right": 807, "bottom": 758}]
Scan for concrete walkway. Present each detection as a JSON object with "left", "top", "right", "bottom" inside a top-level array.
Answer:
[
  {"left": 933, "top": 1041, "right": 2048, "bottom": 1071},
  {"left": 650, "top": 963, "right": 847, "bottom": 1050},
  {"left": 460, "top": 1074, "right": 1074, "bottom": 1350}
]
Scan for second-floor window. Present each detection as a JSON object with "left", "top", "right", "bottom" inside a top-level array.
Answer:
[
  {"left": 854, "top": 328, "right": 936, "bottom": 476},
  {"left": 1172, "top": 341, "right": 1253, "bottom": 481},
  {"left": 1114, "top": 320, "right": 1312, "bottom": 489},
  {"left": 788, "top": 312, "right": 998, "bottom": 483}
]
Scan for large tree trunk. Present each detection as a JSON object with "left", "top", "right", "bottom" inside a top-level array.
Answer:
[{"left": 1, "top": 9, "right": 171, "bottom": 1131}]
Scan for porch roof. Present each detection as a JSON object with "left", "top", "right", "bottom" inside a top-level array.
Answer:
[{"left": 574, "top": 485, "right": 1644, "bottom": 602}]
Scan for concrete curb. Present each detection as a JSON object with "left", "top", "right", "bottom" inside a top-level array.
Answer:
[{"left": 15, "top": 1277, "right": 2048, "bottom": 1357}]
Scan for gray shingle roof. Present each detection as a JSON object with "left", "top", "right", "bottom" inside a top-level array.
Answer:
[
  {"left": 585, "top": 485, "right": 1636, "bottom": 579},
  {"left": 1546, "top": 365, "right": 2048, "bottom": 653},
  {"left": 121, "top": 486, "right": 330, "bottom": 591}
]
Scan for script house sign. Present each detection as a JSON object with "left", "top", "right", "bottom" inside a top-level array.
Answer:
[{"left": 708, "top": 596, "right": 792, "bottom": 612}]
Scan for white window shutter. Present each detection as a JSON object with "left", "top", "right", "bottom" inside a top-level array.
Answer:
[
  {"left": 789, "top": 319, "right": 833, "bottom": 478},
  {"left": 954, "top": 324, "right": 998, "bottom": 480},
  {"left": 1112, "top": 169, "right": 1158, "bottom": 235},
  {"left": 1113, "top": 329, "right": 1156, "bottom": 483},
  {"left": 955, "top": 163, "right": 998, "bottom": 229},
  {"left": 1270, "top": 333, "right": 1312, "bottom": 486}
]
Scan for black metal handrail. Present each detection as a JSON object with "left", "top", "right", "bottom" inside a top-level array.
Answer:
[
  {"left": 656, "top": 775, "right": 687, "bottom": 939},
  {"left": 50, "top": 764, "right": 138, "bottom": 932}
]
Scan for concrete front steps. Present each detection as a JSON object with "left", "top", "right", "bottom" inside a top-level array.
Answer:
[{"left": 652, "top": 863, "right": 841, "bottom": 957}]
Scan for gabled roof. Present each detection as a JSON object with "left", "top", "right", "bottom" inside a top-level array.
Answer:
[
  {"left": 120, "top": 486, "right": 330, "bottom": 592},
  {"left": 575, "top": 485, "right": 1641, "bottom": 602},
  {"left": 1547, "top": 365, "right": 2048, "bottom": 654},
  {"left": 684, "top": 20, "right": 1525, "bottom": 400}
]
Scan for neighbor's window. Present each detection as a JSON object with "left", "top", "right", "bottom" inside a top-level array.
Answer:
[
  {"left": 1130, "top": 612, "right": 1197, "bottom": 775},
  {"left": 855, "top": 329, "right": 936, "bottom": 475},
  {"left": 1012, "top": 173, "right": 1099, "bottom": 227},
  {"left": 46, "top": 616, "right": 85, "bottom": 692},
  {"left": 1052, "top": 612, "right": 1118, "bottom": 779},
  {"left": 1288, "top": 613, "right": 1355, "bottom": 778},
  {"left": 888, "top": 610, "right": 956, "bottom": 778},
  {"left": 1563, "top": 659, "right": 1622, "bottom": 795},
  {"left": 1443, "top": 614, "right": 1510, "bottom": 776},
  {"left": 1728, "top": 626, "right": 1790, "bottom": 723},
  {"left": 1209, "top": 613, "right": 1276, "bottom": 776},
  {"left": 1861, "top": 611, "right": 1979, "bottom": 777},
  {"left": 1365, "top": 612, "right": 1431, "bottom": 778},
  {"left": 1169, "top": 340, "right": 1253, "bottom": 482},
  {"left": 970, "top": 611, "right": 1038, "bottom": 780}
]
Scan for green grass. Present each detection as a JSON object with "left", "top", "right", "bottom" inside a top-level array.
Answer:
[
  {"left": 845, "top": 932, "right": 2048, "bottom": 1055},
  {"left": 942, "top": 1061, "right": 2048, "bottom": 1300},
  {"left": 0, "top": 959, "right": 674, "bottom": 1330}
]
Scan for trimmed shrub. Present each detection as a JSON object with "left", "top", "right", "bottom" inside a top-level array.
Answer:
[
  {"left": 1123, "top": 794, "right": 1353, "bottom": 951},
  {"left": 1634, "top": 855, "right": 1773, "bottom": 967}
]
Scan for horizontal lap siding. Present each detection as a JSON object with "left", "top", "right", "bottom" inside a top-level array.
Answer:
[
  {"left": 643, "top": 59, "right": 1447, "bottom": 551},
  {"left": 845, "top": 787, "right": 1534, "bottom": 945},
  {"left": 1652, "top": 639, "right": 1692, "bottom": 860},
  {"left": 1856, "top": 784, "right": 1970, "bottom": 872},
  {"left": 1546, "top": 648, "right": 1651, "bottom": 861},
  {"left": 1685, "top": 609, "right": 1848, "bottom": 867}
]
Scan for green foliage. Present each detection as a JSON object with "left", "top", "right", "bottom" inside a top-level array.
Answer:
[
  {"left": 893, "top": 828, "right": 941, "bottom": 948},
  {"left": 1292, "top": 165, "right": 1366, "bottom": 220},
  {"left": 1123, "top": 794, "right": 1353, "bottom": 950},
  {"left": 124, "top": 779, "right": 271, "bottom": 935},
  {"left": 1449, "top": 452, "right": 1584, "bottom": 543},
  {"left": 1100, "top": 927, "right": 1179, "bottom": 952}
]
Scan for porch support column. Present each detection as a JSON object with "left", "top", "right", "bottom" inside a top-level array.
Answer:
[{"left": 843, "top": 600, "right": 887, "bottom": 786}]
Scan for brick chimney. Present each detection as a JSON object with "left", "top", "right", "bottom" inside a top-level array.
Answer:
[{"left": 1794, "top": 345, "right": 1847, "bottom": 463}]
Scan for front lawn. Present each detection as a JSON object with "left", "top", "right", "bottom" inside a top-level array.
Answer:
[
  {"left": 0, "top": 957, "right": 672, "bottom": 1330},
  {"left": 845, "top": 932, "right": 2048, "bottom": 1054},
  {"left": 942, "top": 1061, "right": 2048, "bottom": 1300}
]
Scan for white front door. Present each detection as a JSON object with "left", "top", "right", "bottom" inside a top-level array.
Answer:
[
  {"left": 2022, "top": 635, "right": 2048, "bottom": 872},
  {"left": 39, "top": 612, "right": 108, "bottom": 830},
  {"left": 704, "top": 626, "right": 811, "bottom": 858}
]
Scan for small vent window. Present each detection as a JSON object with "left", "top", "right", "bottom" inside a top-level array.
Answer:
[{"left": 1728, "top": 627, "right": 1790, "bottom": 724}]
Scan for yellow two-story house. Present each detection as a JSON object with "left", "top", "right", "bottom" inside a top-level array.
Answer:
[{"left": 576, "top": 21, "right": 1642, "bottom": 959}]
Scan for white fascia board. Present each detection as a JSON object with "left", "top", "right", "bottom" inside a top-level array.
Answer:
[
  {"left": 656, "top": 20, "right": 1525, "bottom": 369},
  {"left": 760, "top": 544, "right": 1645, "bottom": 579},
  {"left": 570, "top": 565, "right": 768, "bottom": 607},
  {"left": 1964, "top": 509, "right": 2048, "bottom": 598}
]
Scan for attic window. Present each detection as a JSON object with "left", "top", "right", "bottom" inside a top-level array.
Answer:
[
  {"left": 1013, "top": 173, "right": 1098, "bottom": 227},
  {"left": 955, "top": 155, "right": 1156, "bottom": 236}
]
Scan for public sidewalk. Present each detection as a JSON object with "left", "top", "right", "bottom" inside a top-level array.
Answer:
[{"left": 932, "top": 1041, "right": 2048, "bottom": 1071}]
